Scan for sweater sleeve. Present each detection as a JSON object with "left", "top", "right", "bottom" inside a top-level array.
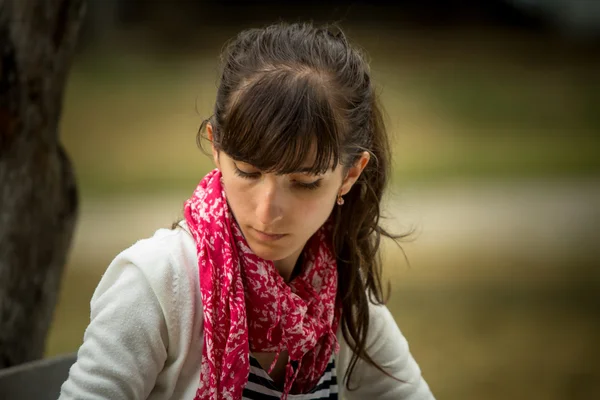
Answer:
[
  {"left": 338, "top": 303, "right": 435, "bottom": 400},
  {"left": 58, "top": 252, "right": 169, "bottom": 400}
]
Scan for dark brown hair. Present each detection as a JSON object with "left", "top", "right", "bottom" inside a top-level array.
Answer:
[{"left": 197, "top": 22, "right": 407, "bottom": 389}]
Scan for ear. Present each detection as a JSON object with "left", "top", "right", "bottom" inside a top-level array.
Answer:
[
  {"left": 339, "top": 151, "right": 370, "bottom": 196},
  {"left": 206, "top": 122, "right": 220, "bottom": 169}
]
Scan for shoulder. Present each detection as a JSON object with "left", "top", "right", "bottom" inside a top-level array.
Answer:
[
  {"left": 95, "top": 222, "right": 198, "bottom": 299},
  {"left": 366, "top": 300, "right": 408, "bottom": 351},
  {"left": 91, "top": 222, "right": 200, "bottom": 330},
  {"left": 336, "top": 300, "right": 406, "bottom": 352},
  {"left": 336, "top": 300, "right": 435, "bottom": 399},
  {"left": 59, "top": 224, "right": 202, "bottom": 399}
]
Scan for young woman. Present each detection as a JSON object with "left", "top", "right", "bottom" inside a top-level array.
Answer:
[{"left": 59, "top": 22, "right": 435, "bottom": 400}]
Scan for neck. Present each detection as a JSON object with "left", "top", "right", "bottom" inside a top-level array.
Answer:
[{"left": 273, "top": 246, "right": 304, "bottom": 283}]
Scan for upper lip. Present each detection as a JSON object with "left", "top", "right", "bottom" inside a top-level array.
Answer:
[{"left": 254, "top": 228, "right": 285, "bottom": 236}]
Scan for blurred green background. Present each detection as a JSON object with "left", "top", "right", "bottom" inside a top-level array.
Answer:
[{"left": 47, "top": 1, "right": 600, "bottom": 399}]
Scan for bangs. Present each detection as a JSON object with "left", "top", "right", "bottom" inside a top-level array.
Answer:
[{"left": 218, "top": 70, "right": 343, "bottom": 175}]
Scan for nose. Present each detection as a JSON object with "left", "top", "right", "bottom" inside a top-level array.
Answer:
[{"left": 255, "top": 180, "right": 284, "bottom": 227}]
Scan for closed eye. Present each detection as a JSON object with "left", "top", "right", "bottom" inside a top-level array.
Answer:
[
  {"left": 294, "top": 179, "right": 322, "bottom": 190},
  {"left": 234, "top": 161, "right": 322, "bottom": 190},
  {"left": 233, "top": 164, "right": 260, "bottom": 179}
]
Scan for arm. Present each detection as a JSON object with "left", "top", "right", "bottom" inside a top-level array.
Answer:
[
  {"left": 58, "top": 261, "right": 168, "bottom": 400},
  {"left": 339, "top": 303, "right": 435, "bottom": 400}
]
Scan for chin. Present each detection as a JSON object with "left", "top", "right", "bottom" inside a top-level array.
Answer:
[{"left": 246, "top": 241, "right": 288, "bottom": 262}]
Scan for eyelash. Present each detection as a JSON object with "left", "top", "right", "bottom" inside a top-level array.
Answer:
[
  {"left": 233, "top": 165, "right": 322, "bottom": 191},
  {"left": 296, "top": 180, "right": 322, "bottom": 191},
  {"left": 233, "top": 167, "right": 260, "bottom": 180}
]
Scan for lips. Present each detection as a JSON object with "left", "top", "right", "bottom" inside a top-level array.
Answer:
[{"left": 251, "top": 227, "right": 286, "bottom": 242}]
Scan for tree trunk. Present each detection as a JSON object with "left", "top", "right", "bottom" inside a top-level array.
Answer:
[{"left": 0, "top": 0, "right": 84, "bottom": 368}]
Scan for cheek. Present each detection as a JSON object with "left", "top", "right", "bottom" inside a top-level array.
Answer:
[
  {"left": 222, "top": 177, "right": 252, "bottom": 212},
  {"left": 291, "top": 191, "right": 336, "bottom": 229}
]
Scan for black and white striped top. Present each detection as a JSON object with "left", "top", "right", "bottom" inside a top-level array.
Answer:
[{"left": 242, "top": 355, "right": 338, "bottom": 400}]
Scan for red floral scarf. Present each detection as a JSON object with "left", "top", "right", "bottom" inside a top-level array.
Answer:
[{"left": 184, "top": 169, "right": 340, "bottom": 400}]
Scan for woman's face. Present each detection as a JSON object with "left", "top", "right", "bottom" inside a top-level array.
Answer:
[
  {"left": 208, "top": 124, "right": 369, "bottom": 270},
  {"left": 216, "top": 150, "right": 342, "bottom": 263}
]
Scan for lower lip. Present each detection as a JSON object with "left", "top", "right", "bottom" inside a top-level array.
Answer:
[{"left": 252, "top": 228, "right": 286, "bottom": 242}]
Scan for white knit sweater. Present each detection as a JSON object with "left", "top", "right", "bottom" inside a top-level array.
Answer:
[{"left": 58, "top": 224, "right": 434, "bottom": 400}]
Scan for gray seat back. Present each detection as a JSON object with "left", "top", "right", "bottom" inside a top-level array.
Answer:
[{"left": 0, "top": 353, "right": 76, "bottom": 400}]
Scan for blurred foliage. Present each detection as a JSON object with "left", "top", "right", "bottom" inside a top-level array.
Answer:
[{"left": 61, "top": 27, "right": 599, "bottom": 197}]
